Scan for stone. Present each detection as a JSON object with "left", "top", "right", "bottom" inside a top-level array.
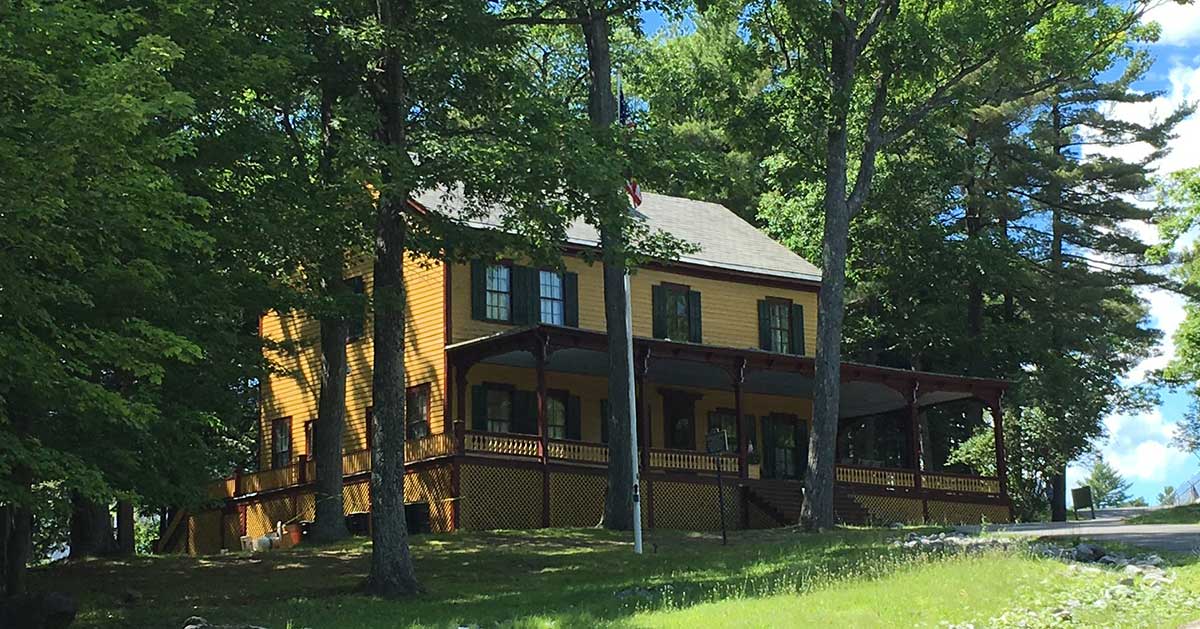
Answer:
[
  {"left": 1105, "top": 584, "right": 1135, "bottom": 599},
  {"left": 0, "top": 592, "right": 79, "bottom": 629},
  {"left": 1052, "top": 608, "right": 1073, "bottom": 622},
  {"left": 181, "top": 618, "right": 268, "bottom": 629},
  {"left": 1119, "top": 577, "right": 1135, "bottom": 587},
  {"left": 1072, "top": 543, "right": 1105, "bottom": 562},
  {"left": 1123, "top": 564, "right": 1143, "bottom": 576},
  {"left": 889, "top": 522, "right": 905, "bottom": 529}
]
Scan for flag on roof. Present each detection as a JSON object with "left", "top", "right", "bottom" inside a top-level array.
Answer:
[{"left": 625, "top": 177, "right": 642, "bottom": 208}]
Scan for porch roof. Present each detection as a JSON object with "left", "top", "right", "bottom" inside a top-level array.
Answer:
[{"left": 446, "top": 325, "right": 1010, "bottom": 418}]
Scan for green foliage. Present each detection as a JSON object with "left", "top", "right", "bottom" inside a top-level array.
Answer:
[
  {"left": 1158, "top": 485, "right": 1178, "bottom": 506},
  {"left": 1081, "top": 457, "right": 1133, "bottom": 508},
  {"left": 1127, "top": 503, "right": 1200, "bottom": 525}
]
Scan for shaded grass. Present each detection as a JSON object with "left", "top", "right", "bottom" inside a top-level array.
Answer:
[
  {"left": 32, "top": 527, "right": 1200, "bottom": 628},
  {"left": 34, "top": 527, "right": 943, "bottom": 628},
  {"left": 1126, "top": 504, "right": 1200, "bottom": 525}
]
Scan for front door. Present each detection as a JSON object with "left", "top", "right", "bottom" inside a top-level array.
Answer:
[
  {"left": 763, "top": 414, "right": 808, "bottom": 479},
  {"left": 661, "top": 390, "right": 698, "bottom": 450}
]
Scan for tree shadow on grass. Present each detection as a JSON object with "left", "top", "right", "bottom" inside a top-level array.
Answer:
[{"left": 37, "top": 526, "right": 951, "bottom": 628}]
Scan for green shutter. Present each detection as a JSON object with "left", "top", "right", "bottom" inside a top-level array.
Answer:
[
  {"left": 757, "top": 300, "right": 771, "bottom": 350},
  {"left": 470, "top": 260, "right": 486, "bottom": 321},
  {"left": 600, "top": 399, "right": 609, "bottom": 443},
  {"left": 566, "top": 395, "right": 582, "bottom": 440},
  {"left": 563, "top": 272, "right": 579, "bottom": 327},
  {"left": 471, "top": 385, "right": 487, "bottom": 431},
  {"left": 790, "top": 304, "right": 806, "bottom": 355},
  {"left": 651, "top": 284, "right": 667, "bottom": 339},
  {"left": 795, "top": 421, "right": 810, "bottom": 479},
  {"left": 512, "top": 266, "right": 534, "bottom": 325},
  {"left": 687, "top": 290, "right": 702, "bottom": 343},
  {"left": 761, "top": 416, "right": 776, "bottom": 479},
  {"left": 513, "top": 390, "right": 536, "bottom": 434}
]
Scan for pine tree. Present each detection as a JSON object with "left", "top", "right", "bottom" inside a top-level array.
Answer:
[{"left": 1082, "top": 457, "right": 1132, "bottom": 508}]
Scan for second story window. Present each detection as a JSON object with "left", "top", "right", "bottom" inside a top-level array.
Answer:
[
  {"left": 539, "top": 271, "right": 564, "bottom": 325},
  {"left": 758, "top": 298, "right": 806, "bottom": 355},
  {"left": 485, "top": 265, "right": 511, "bottom": 322},
  {"left": 472, "top": 260, "right": 578, "bottom": 327},
  {"left": 652, "top": 283, "right": 702, "bottom": 343}
]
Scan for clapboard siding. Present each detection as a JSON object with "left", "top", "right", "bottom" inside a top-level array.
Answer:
[
  {"left": 450, "top": 254, "right": 818, "bottom": 354},
  {"left": 259, "top": 255, "right": 445, "bottom": 470}
]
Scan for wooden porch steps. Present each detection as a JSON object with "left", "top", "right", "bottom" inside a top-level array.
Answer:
[{"left": 742, "top": 480, "right": 872, "bottom": 527}]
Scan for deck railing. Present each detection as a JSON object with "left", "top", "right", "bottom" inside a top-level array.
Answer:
[
  {"left": 835, "top": 465, "right": 916, "bottom": 489},
  {"left": 922, "top": 471, "right": 1000, "bottom": 494},
  {"left": 463, "top": 430, "right": 541, "bottom": 458},
  {"left": 649, "top": 448, "right": 738, "bottom": 473},
  {"left": 546, "top": 439, "right": 609, "bottom": 464}
]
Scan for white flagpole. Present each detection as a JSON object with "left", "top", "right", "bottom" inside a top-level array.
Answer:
[{"left": 617, "top": 69, "right": 643, "bottom": 555}]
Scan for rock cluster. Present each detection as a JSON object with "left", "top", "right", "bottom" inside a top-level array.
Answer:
[
  {"left": 891, "top": 531, "right": 1017, "bottom": 553},
  {"left": 182, "top": 617, "right": 268, "bottom": 629}
]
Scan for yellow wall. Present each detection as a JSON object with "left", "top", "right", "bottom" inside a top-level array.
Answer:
[
  {"left": 449, "top": 256, "right": 819, "bottom": 354},
  {"left": 259, "top": 255, "right": 445, "bottom": 469},
  {"left": 465, "top": 363, "right": 812, "bottom": 450}
]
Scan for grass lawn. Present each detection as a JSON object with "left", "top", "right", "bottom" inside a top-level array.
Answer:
[
  {"left": 29, "top": 527, "right": 1200, "bottom": 628},
  {"left": 1126, "top": 504, "right": 1200, "bottom": 524}
]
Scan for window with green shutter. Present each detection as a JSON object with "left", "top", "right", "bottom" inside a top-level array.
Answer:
[
  {"left": 546, "top": 391, "right": 567, "bottom": 439},
  {"left": 758, "top": 298, "right": 805, "bottom": 355},
  {"left": 652, "top": 283, "right": 701, "bottom": 343}
]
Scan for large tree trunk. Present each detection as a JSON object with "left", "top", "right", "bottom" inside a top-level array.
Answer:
[
  {"left": 4, "top": 504, "right": 30, "bottom": 596},
  {"left": 310, "top": 304, "right": 350, "bottom": 543},
  {"left": 69, "top": 492, "right": 115, "bottom": 559},
  {"left": 1047, "top": 100, "right": 1069, "bottom": 523},
  {"left": 366, "top": 0, "right": 419, "bottom": 597},
  {"left": 800, "top": 22, "right": 856, "bottom": 531},
  {"left": 116, "top": 499, "right": 135, "bottom": 555},
  {"left": 580, "top": 9, "right": 635, "bottom": 531},
  {"left": 1050, "top": 469, "right": 1068, "bottom": 521}
]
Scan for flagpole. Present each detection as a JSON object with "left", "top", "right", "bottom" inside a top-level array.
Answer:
[{"left": 617, "top": 69, "right": 643, "bottom": 556}]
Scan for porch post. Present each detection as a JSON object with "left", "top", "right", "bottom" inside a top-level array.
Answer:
[
  {"left": 991, "top": 394, "right": 1008, "bottom": 499},
  {"left": 535, "top": 340, "right": 550, "bottom": 528},
  {"left": 908, "top": 380, "right": 928, "bottom": 522},
  {"left": 733, "top": 358, "right": 747, "bottom": 479},
  {"left": 452, "top": 361, "right": 469, "bottom": 531},
  {"left": 636, "top": 346, "right": 651, "bottom": 470}
]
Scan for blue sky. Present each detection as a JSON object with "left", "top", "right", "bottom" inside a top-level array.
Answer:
[{"left": 643, "top": 5, "right": 1200, "bottom": 504}]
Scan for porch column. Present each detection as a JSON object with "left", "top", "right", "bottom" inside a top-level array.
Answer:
[
  {"left": 991, "top": 395, "right": 1008, "bottom": 499},
  {"left": 534, "top": 340, "right": 549, "bottom": 528},
  {"left": 636, "top": 346, "right": 651, "bottom": 469},
  {"left": 733, "top": 358, "right": 747, "bottom": 479},
  {"left": 908, "top": 380, "right": 928, "bottom": 522}
]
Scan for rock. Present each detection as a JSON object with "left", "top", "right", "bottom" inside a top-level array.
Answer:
[
  {"left": 1123, "top": 564, "right": 1143, "bottom": 576},
  {"left": 1119, "top": 577, "right": 1135, "bottom": 587},
  {"left": 1098, "top": 554, "right": 1128, "bottom": 566},
  {"left": 1105, "top": 584, "right": 1135, "bottom": 599},
  {"left": 1138, "top": 554, "right": 1164, "bottom": 566},
  {"left": 1072, "top": 543, "right": 1105, "bottom": 562},
  {"left": 181, "top": 618, "right": 268, "bottom": 629},
  {"left": 1052, "top": 608, "right": 1073, "bottom": 622},
  {"left": 889, "top": 522, "right": 905, "bottom": 529},
  {"left": 0, "top": 592, "right": 78, "bottom": 629}
]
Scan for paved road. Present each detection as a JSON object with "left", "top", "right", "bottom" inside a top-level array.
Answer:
[{"left": 956, "top": 510, "right": 1200, "bottom": 555}]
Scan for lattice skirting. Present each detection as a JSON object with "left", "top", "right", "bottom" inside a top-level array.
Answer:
[
  {"left": 849, "top": 494, "right": 925, "bottom": 525},
  {"left": 650, "top": 480, "right": 739, "bottom": 531},
  {"left": 189, "top": 510, "right": 224, "bottom": 555},
  {"left": 549, "top": 471, "right": 606, "bottom": 527},
  {"left": 745, "top": 496, "right": 779, "bottom": 529},
  {"left": 404, "top": 466, "right": 454, "bottom": 532},
  {"left": 459, "top": 463, "right": 543, "bottom": 530},
  {"left": 926, "top": 499, "right": 1011, "bottom": 524}
]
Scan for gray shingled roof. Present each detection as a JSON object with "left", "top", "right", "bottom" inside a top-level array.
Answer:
[{"left": 413, "top": 188, "right": 821, "bottom": 282}]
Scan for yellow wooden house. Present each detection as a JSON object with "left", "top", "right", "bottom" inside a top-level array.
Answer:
[{"left": 167, "top": 191, "right": 1012, "bottom": 554}]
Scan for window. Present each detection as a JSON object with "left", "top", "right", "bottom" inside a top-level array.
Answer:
[
  {"left": 271, "top": 418, "right": 292, "bottom": 469},
  {"left": 661, "top": 390, "right": 697, "bottom": 450},
  {"left": 539, "top": 270, "right": 564, "bottom": 325},
  {"left": 485, "top": 265, "right": 511, "bottom": 322},
  {"left": 346, "top": 276, "right": 365, "bottom": 341},
  {"left": 546, "top": 392, "right": 568, "bottom": 440},
  {"left": 485, "top": 387, "right": 512, "bottom": 433},
  {"left": 652, "top": 283, "right": 701, "bottom": 343},
  {"left": 767, "top": 300, "right": 790, "bottom": 353},
  {"left": 406, "top": 385, "right": 430, "bottom": 439},
  {"left": 758, "top": 298, "right": 805, "bottom": 355},
  {"left": 708, "top": 410, "right": 738, "bottom": 449}
]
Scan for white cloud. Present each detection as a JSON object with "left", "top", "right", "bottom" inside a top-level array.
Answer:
[
  {"left": 1144, "top": 2, "right": 1200, "bottom": 47},
  {"left": 1127, "top": 287, "right": 1187, "bottom": 382},
  {"left": 1074, "top": 408, "right": 1190, "bottom": 487}
]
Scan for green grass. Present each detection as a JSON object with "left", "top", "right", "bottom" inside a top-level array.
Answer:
[
  {"left": 1126, "top": 503, "right": 1200, "bottom": 524},
  {"left": 29, "top": 527, "right": 1200, "bottom": 628}
]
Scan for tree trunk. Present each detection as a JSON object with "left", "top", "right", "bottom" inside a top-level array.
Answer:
[
  {"left": 1050, "top": 468, "right": 1068, "bottom": 521},
  {"left": 5, "top": 466, "right": 33, "bottom": 596},
  {"left": 116, "top": 499, "right": 135, "bottom": 555},
  {"left": 800, "top": 23, "right": 856, "bottom": 531},
  {"left": 311, "top": 306, "right": 350, "bottom": 543},
  {"left": 69, "top": 492, "right": 115, "bottom": 559},
  {"left": 366, "top": 0, "right": 420, "bottom": 597},
  {"left": 580, "top": 9, "right": 635, "bottom": 531}
]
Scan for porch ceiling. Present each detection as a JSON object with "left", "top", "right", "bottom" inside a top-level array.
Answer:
[{"left": 476, "top": 349, "right": 974, "bottom": 419}]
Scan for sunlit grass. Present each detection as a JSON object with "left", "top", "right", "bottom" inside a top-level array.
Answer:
[{"left": 1126, "top": 504, "right": 1200, "bottom": 525}]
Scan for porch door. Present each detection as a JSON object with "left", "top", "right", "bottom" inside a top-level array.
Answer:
[{"left": 762, "top": 414, "right": 807, "bottom": 479}]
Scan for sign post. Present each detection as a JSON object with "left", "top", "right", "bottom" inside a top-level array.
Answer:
[{"left": 706, "top": 428, "right": 729, "bottom": 546}]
